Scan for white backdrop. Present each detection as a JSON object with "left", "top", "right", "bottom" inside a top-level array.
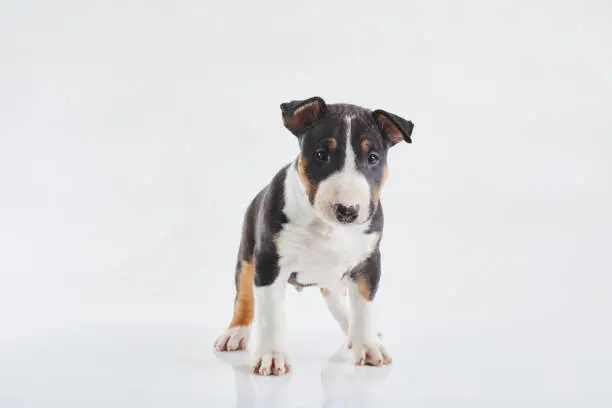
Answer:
[{"left": 1, "top": 0, "right": 611, "bottom": 406}]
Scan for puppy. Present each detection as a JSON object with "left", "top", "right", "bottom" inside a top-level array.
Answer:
[{"left": 214, "top": 96, "right": 414, "bottom": 376}]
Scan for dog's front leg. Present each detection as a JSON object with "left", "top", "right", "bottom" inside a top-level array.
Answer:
[
  {"left": 348, "top": 250, "right": 392, "bottom": 366},
  {"left": 252, "top": 258, "right": 290, "bottom": 376}
]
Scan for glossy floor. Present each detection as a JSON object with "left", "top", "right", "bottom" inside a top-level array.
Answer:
[
  {"left": 1, "top": 0, "right": 611, "bottom": 406},
  {"left": 1, "top": 318, "right": 610, "bottom": 407}
]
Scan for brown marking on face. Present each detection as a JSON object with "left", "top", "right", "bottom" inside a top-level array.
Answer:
[
  {"left": 361, "top": 139, "right": 370, "bottom": 153},
  {"left": 229, "top": 258, "right": 255, "bottom": 330},
  {"left": 297, "top": 155, "right": 311, "bottom": 194},
  {"left": 372, "top": 167, "right": 388, "bottom": 203},
  {"left": 297, "top": 155, "right": 317, "bottom": 202},
  {"left": 328, "top": 137, "right": 338, "bottom": 151},
  {"left": 320, "top": 288, "right": 331, "bottom": 297},
  {"left": 382, "top": 166, "right": 388, "bottom": 187}
]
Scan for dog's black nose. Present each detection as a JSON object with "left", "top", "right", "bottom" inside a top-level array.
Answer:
[{"left": 333, "top": 203, "right": 359, "bottom": 223}]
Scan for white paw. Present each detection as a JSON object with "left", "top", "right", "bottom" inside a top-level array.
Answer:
[
  {"left": 252, "top": 351, "right": 292, "bottom": 376},
  {"left": 214, "top": 326, "right": 250, "bottom": 352},
  {"left": 348, "top": 332, "right": 383, "bottom": 350},
  {"left": 350, "top": 341, "right": 392, "bottom": 366}
]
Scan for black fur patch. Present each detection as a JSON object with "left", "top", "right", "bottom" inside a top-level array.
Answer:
[{"left": 233, "top": 165, "right": 289, "bottom": 288}]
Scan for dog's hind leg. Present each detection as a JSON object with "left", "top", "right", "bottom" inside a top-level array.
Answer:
[
  {"left": 214, "top": 258, "right": 254, "bottom": 352},
  {"left": 320, "top": 285, "right": 349, "bottom": 336},
  {"left": 214, "top": 195, "right": 261, "bottom": 352}
]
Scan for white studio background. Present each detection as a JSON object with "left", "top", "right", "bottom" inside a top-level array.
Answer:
[{"left": 1, "top": 0, "right": 611, "bottom": 406}]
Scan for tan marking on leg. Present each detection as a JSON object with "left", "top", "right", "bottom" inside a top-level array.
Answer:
[
  {"left": 356, "top": 277, "right": 373, "bottom": 301},
  {"left": 229, "top": 258, "right": 255, "bottom": 329},
  {"left": 353, "top": 233, "right": 381, "bottom": 301},
  {"left": 320, "top": 288, "right": 331, "bottom": 297}
]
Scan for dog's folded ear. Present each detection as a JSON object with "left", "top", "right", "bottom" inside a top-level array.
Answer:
[
  {"left": 373, "top": 109, "right": 414, "bottom": 146},
  {"left": 281, "top": 96, "right": 327, "bottom": 136}
]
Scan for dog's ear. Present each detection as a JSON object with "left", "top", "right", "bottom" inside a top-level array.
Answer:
[
  {"left": 373, "top": 109, "right": 414, "bottom": 146},
  {"left": 280, "top": 96, "right": 327, "bottom": 136}
]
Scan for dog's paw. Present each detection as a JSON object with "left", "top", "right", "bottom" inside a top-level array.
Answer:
[
  {"left": 214, "top": 326, "right": 250, "bottom": 352},
  {"left": 348, "top": 332, "right": 383, "bottom": 350},
  {"left": 351, "top": 342, "right": 392, "bottom": 366},
  {"left": 252, "top": 351, "right": 292, "bottom": 376}
]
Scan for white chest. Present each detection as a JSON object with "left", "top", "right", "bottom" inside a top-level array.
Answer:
[{"left": 276, "top": 220, "right": 379, "bottom": 289}]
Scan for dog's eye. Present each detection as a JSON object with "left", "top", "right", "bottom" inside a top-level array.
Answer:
[
  {"left": 367, "top": 152, "right": 380, "bottom": 165},
  {"left": 315, "top": 148, "right": 330, "bottom": 162}
]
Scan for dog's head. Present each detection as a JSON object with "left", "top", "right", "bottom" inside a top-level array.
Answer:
[{"left": 281, "top": 96, "right": 414, "bottom": 226}]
